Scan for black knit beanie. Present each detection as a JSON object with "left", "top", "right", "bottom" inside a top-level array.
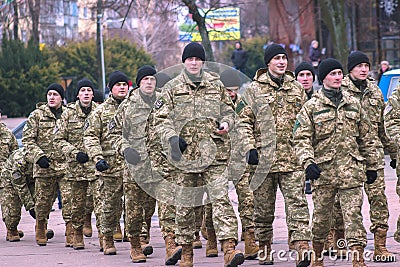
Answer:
[
  {"left": 318, "top": 58, "right": 343, "bottom": 84},
  {"left": 182, "top": 42, "right": 206, "bottom": 62},
  {"left": 75, "top": 78, "right": 94, "bottom": 97},
  {"left": 264, "top": 44, "right": 287, "bottom": 65},
  {"left": 295, "top": 62, "right": 315, "bottom": 81},
  {"left": 46, "top": 83, "right": 65, "bottom": 99},
  {"left": 93, "top": 89, "right": 104, "bottom": 103},
  {"left": 220, "top": 69, "right": 241, "bottom": 88},
  {"left": 108, "top": 70, "right": 129, "bottom": 90},
  {"left": 347, "top": 51, "right": 370, "bottom": 73},
  {"left": 136, "top": 65, "right": 156, "bottom": 86}
]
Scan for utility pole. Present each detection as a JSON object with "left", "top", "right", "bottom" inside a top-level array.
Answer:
[{"left": 97, "top": 0, "right": 104, "bottom": 96}]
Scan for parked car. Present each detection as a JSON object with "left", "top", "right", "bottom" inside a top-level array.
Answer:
[
  {"left": 378, "top": 68, "right": 400, "bottom": 102},
  {"left": 12, "top": 120, "right": 26, "bottom": 147}
]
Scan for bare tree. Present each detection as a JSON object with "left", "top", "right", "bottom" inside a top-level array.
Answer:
[{"left": 27, "top": 0, "right": 40, "bottom": 45}]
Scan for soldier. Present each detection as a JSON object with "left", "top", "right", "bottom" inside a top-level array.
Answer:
[
  {"left": 293, "top": 58, "right": 378, "bottom": 267},
  {"left": 151, "top": 42, "right": 244, "bottom": 267},
  {"left": 22, "top": 83, "right": 67, "bottom": 246},
  {"left": 54, "top": 78, "right": 99, "bottom": 249},
  {"left": 84, "top": 70, "right": 129, "bottom": 255},
  {"left": 383, "top": 83, "right": 400, "bottom": 246},
  {"left": 109, "top": 65, "right": 160, "bottom": 263},
  {"left": 339, "top": 51, "right": 396, "bottom": 262},
  {"left": 237, "top": 44, "right": 312, "bottom": 266}
]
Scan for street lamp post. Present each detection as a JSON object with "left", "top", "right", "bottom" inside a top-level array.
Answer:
[{"left": 97, "top": 14, "right": 106, "bottom": 94}]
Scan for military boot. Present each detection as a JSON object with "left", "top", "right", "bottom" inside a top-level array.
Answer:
[
  {"left": 192, "top": 231, "right": 202, "bottom": 249},
  {"left": 73, "top": 227, "right": 85, "bottom": 250},
  {"left": 165, "top": 232, "right": 182, "bottom": 265},
  {"left": 180, "top": 244, "right": 194, "bottom": 267},
  {"left": 333, "top": 229, "right": 347, "bottom": 259},
  {"left": 130, "top": 236, "right": 146, "bottom": 263},
  {"left": 206, "top": 229, "right": 218, "bottom": 257},
  {"left": 222, "top": 238, "right": 245, "bottom": 267},
  {"left": 323, "top": 229, "right": 334, "bottom": 256},
  {"left": 6, "top": 229, "right": 20, "bottom": 242},
  {"left": 98, "top": 232, "right": 104, "bottom": 252},
  {"left": 200, "top": 218, "right": 208, "bottom": 240},
  {"left": 113, "top": 223, "right": 123, "bottom": 242},
  {"left": 350, "top": 245, "right": 366, "bottom": 267},
  {"left": 311, "top": 241, "right": 324, "bottom": 267},
  {"left": 258, "top": 239, "right": 273, "bottom": 265},
  {"left": 243, "top": 228, "right": 259, "bottom": 260},
  {"left": 83, "top": 214, "right": 92, "bottom": 237},
  {"left": 65, "top": 221, "right": 73, "bottom": 247},
  {"left": 140, "top": 236, "right": 153, "bottom": 256},
  {"left": 293, "top": 240, "right": 311, "bottom": 267},
  {"left": 288, "top": 231, "right": 295, "bottom": 250},
  {"left": 103, "top": 235, "right": 117, "bottom": 255},
  {"left": 35, "top": 219, "right": 47, "bottom": 246},
  {"left": 373, "top": 227, "right": 395, "bottom": 262}
]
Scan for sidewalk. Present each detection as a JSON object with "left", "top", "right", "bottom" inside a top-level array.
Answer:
[{"left": 0, "top": 157, "right": 399, "bottom": 266}]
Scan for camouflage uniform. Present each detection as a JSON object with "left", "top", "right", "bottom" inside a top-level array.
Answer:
[
  {"left": 293, "top": 89, "right": 378, "bottom": 248},
  {"left": 383, "top": 83, "right": 400, "bottom": 243},
  {"left": 109, "top": 88, "right": 159, "bottom": 239},
  {"left": 151, "top": 70, "right": 238, "bottom": 245},
  {"left": 54, "top": 100, "right": 99, "bottom": 233},
  {"left": 0, "top": 122, "right": 18, "bottom": 167},
  {"left": 22, "top": 103, "right": 66, "bottom": 223},
  {"left": 237, "top": 69, "right": 311, "bottom": 243},
  {"left": 84, "top": 96, "right": 124, "bottom": 239}
]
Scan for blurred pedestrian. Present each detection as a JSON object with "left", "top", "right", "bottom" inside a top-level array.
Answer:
[
  {"left": 378, "top": 60, "right": 391, "bottom": 84},
  {"left": 231, "top": 41, "right": 248, "bottom": 73}
]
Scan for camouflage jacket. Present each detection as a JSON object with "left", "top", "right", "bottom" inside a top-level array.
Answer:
[
  {"left": 0, "top": 122, "right": 18, "bottom": 170},
  {"left": 0, "top": 148, "right": 35, "bottom": 210},
  {"left": 22, "top": 103, "right": 66, "bottom": 178},
  {"left": 293, "top": 88, "right": 378, "bottom": 182},
  {"left": 84, "top": 95, "right": 124, "bottom": 176},
  {"left": 342, "top": 75, "right": 397, "bottom": 166},
  {"left": 54, "top": 101, "right": 98, "bottom": 181},
  {"left": 237, "top": 69, "right": 306, "bottom": 173},
  {"left": 151, "top": 70, "right": 235, "bottom": 172},
  {"left": 384, "top": 84, "right": 400, "bottom": 172}
]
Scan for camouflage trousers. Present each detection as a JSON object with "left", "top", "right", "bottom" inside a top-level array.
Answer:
[
  {"left": 85, "top": 181, "right": 94, "bottom": 217},
  {"left": 204, "top": 170, "right": 255, "bottom": 232},
  {"left": 59, "top": 177, "right": 72, "bottom": 223},
  {"left": 254, "top": 171, "right": 311, "bottom": 242},
  {"left": 175, "top": 164, "right": 238, "bottom": 244},
  {"left": 91, "top": 178, "right": 103, "bottom": 234},
  {"left": 312, "top": 184, "right": 367, "bottom": 248},
  {"left": 35, "top": 175, "right": 62, "bottom": 222},
  {"left": 394, "top": 174, "right": 400, "bottom": 243},
  {"left": 330, "top": 169, "right": 389, "bottom": 233},
  {"left": 100, "top": 174, "right": 123, "bottom": 237},
  {"left": 71, "top": 179, "right": 96, "bottom": 230},
  {"left": 0, "top": 184, "right": 22, "bottom": 230}
]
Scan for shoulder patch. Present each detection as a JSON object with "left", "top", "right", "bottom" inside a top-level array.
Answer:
[
  {"left": 108, "top": 118, "right": 116, "bottom": 131},
  {"left": 293, "top": 120, "right": 301, "bottom": 134},
  {"left": 83, "top": 120, "right": 90, "bottom": 131},
  {"left": 154, "top": 97, "right": 165, "bottom": 109},
  {"left": 235, "top": 99, "right": 247, "bottom": 114},
  {"left": 53, "top": 126, "right": 59, "bottom": 134}
]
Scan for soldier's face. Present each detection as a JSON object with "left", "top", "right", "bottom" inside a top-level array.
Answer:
[
  {"left": 268, "top": 54, "right": 287, "bottom": 77},
  {"left": 111, "top": 82, "right": 129, "bottom": 100},
  {"left": 140, "top": 76, "right": 156, "bottom": 95},
  {"left": 225, "top": 87, "right": 239, "bottom": 101},
  {"left": 323, "top": 69, "right": 343, "bottom": 90},
  {"left": 78, "top": 87, "right": 94, "bottom": 107},
  {"left": 297, "top": 70, "right": 314, "bottom": 91},
  {"left": 47, "top": 90, "right": 63, "bottom": 109},
  {"left": 184, "top": 57, "right": 203, "bottom": 76},
  {"left": 350, "top": 63, "right": 369, "bottom": 81}
]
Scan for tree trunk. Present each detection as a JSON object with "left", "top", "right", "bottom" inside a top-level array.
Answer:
[
  {"left": 97, "top": 0, "right": 103, "bottom": 92},
  {"left": 13, "top": 0, "right": 19, "bottom": 40},
  {"left": 27, "top": 0, "right": 40, "bottom": 45}
]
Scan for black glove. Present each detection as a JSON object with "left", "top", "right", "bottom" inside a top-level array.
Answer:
[
  {"left": 366, "top": 170, "right": 378, "bottom": 184},
  {"left": 29, "top": 208, "right": 36, "bottom": 219},
  {"left": 36, "top": 156, "right": 50, "bottom": 168},
  {"left": 123, "top": 147, "right": 141, "bottom": 165},
  {"left": 390, "top": 159, "right": 397, "bottom": 169},
  {"left": 169, "top": 136, "right": 187, "bottom": 161},
  {"left": 76, "top": 151, "right": 89, "bottom": 163},
  {"left": 246, "top": 149, "right": 259, "bottom": 165},
  {"left": 95, "top": 159, "right": 109, "bottom": 172},
  {"left": 305, "top": 163, "right": 321, "bottom": 181}
]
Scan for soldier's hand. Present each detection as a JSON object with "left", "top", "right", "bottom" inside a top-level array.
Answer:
[
  {"left": 246, "top": 149, "right": 259, "bottom": 165},
  {"left": 169, "top": 136, "right": 187, "bottom": 161},
  {"left": 76, "top": 151, "right": 89, "bottom": 163},
  {"left": 366, "top": 170, "right": 378, "bottom": 184},
  {"left": 95, "top": 159, "right": 109, "bottom": 172},
  {"left": 29, "top": 208, "right": 36, "bottom": 219},
  {"left": 36, "top": 156, "right": 51, "bottom": 168},
  {"left": 305, "top": 163, "right": 321, "bottom": 181},
  {"left": 215, "top": 122, "right": 229, "bottom": 135},
  {"left": 123, "top": 147, "right": 141, "bottom": 165},
  {"left": 390, "top": 159, "right": 397, "bottom": 169}
]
